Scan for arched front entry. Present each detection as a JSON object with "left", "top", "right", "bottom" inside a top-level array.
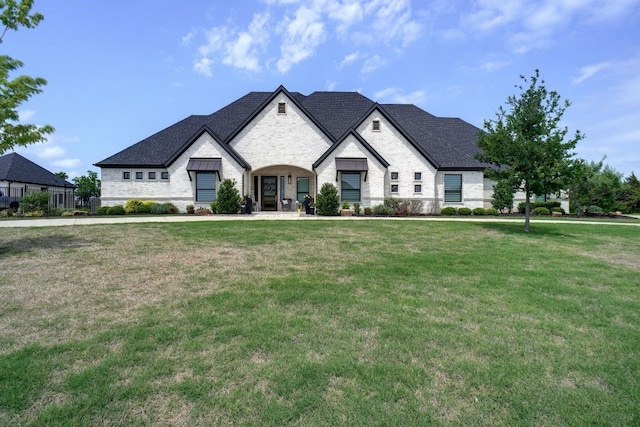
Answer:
[{"left": 249, "top": 165, "right": 316, "bottom": 211}]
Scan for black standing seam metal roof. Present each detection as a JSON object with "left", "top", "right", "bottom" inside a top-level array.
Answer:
[
  {"left": 0, "top": 152, "right": 76, "bottom": 188},
  {"left": 95, "top": 87, "right": 487, "bottom": 170}
]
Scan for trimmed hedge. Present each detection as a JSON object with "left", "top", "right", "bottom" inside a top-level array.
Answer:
[
  {"left": 533, "top": 207, "right": 550, "bottom": 216},
  {"left": 472, "top": 207, "right": 487, "bottom": 216},
  {"left": 457, "top": 207, "right": 472, "bottom": 216},
  {"left": 440, "top": 207, "right": 457, "bottom": 215}
]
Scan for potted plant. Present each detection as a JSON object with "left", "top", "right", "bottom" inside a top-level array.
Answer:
[
  {"left": 340, "top": 201, "right": 354, "bottom": 216},
  {"left": 303, "top": 194, "right": 315, "bottom": 215}
]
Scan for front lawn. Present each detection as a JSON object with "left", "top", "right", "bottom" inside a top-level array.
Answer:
[{"left": 1, "top": 221, "right": 638, "bottom": 425}]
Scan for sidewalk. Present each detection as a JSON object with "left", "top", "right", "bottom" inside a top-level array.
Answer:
[{"left": 1, "top": 212, "right": 639, "bottom": 228}]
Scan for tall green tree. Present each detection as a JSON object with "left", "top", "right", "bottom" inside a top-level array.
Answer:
[
  {"left": 54, "top": 171, "right": 68, "bottom": 180},
  {"left": 491, "top": 178, "right": 516, "bottom": 213},
  {"left": 72, "top": 170, "right": 100, "bottom": 208},
  {"left": 621, "top": 172, "right": 640, "bottom": 213},
  {"left": 475, "top": 70, "right": 583, "bottom": 232},
  {"left": 567, "top": 158, "right": 623, "bottom": 214},
  {"left": 1, "top": 0, "right": 53, "bottom": 154},
  {"left": 215, "top": 178, "right": 241, "bottom": 214}
]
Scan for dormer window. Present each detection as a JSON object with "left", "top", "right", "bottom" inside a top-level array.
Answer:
[
  {"left": 372, "top": 120, "right": 381, "bottom": 131},
  {"left": 278, "top": 102, "right": 286, "bottom": 114}
]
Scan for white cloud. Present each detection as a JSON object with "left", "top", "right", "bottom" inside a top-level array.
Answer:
[
  {"left": 34, "top": 144, "right": 65, "bottom": 159},
  {"left": 325, "top": 80, "right": 338, "bottom": 91},
  {"left": 18, "top": 109, "right": 37, "bottom": 122},
  {"left": 52, "top": 158, "right": 81, "bottom": 168},
  {"left": 339, "top": 51, "right": 362, "bottom": 68},
  {"left": 375, "top": 87, "right": 427, "bottom": 104},
  {"left": 572, "top": 62, "right": 611, "bottom": 85},
  {"left": 194, "top": 57, "right": 214, "bottom": 77},
  {"left": 481, "top": 60, "right": 510, "bottom": 72},
  {"left": 276, "top": 5, "right": 325, "bottom": 74},
  {"left": 189, "top": 0, "right": 423, "bottom": 76},
  {"left": 361, "top": 54, "right": 386, "bottom": 74}
]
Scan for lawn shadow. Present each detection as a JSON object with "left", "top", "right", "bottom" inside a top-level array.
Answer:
[
  {"left": 0, "top": 234, "right": 93, "bottom": 258},
  {"left": 478, "top": 221, "right": 580, "bottom": 239}
]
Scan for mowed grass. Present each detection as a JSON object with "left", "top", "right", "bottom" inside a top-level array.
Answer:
[{"left": 0, "top": 220, "right": 639, "bottom": 426}]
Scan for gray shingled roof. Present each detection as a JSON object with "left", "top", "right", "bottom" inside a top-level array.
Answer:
[
  {"left": 0, "top": 153, "right": 76, "bottom": 187},
  {"left": 95, "top": 87, "right": 486, "bottom": 170}
]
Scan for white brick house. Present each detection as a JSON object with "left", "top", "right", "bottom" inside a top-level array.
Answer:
[{"left": 96, "top": 86, "right": 494, "bottom": 213}]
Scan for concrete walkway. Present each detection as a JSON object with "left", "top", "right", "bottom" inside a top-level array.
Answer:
[{"left": 1, "top": 212, "right": 639, "bottom": 228}]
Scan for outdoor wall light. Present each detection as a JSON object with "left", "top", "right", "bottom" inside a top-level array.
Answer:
[{"left": 288, "top": 174, "right": 292, "bottom": 184}]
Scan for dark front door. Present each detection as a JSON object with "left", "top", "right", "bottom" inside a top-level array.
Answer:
[{"left": 261, "top": 176, "right": 277, "bottom": 211}]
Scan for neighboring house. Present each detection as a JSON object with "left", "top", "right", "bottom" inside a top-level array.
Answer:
[
  {"left": 95, "top": 86, "right": 497, "bottom": 213},
  {"left": 0, "top": 152, "right": 76, "bottom": 210}
]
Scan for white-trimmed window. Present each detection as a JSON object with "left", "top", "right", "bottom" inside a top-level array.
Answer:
[
  {"left": 196, "top": 172, "right": 216, "bottom": 202},
  {"left": 135, "top": 172, "right": 143, "bottom": 180},
  {"left": 372, "top": 120, "right": 381, "bottom": 131},
  {"left": 161, "top": 172, "right": 169, "bottom": 180},
  {"left": 148, "top": 172, "right": 156, "bottom": 180},
  {"left": 414, "top": 172, "right": 422, "bottom": 181},
  {"left": 391, "top": 184, "right": 399, "bottom": 193},
  {"left": 341, "top": 172, "right": 361, "bottom": 202},
  {"left": 278, "top": 102, "right": 286, "bottom": 114},
  {"left": 414, "top": 184, "right": 422, "bottom": 193},
  {"left": 391, "top": 172, "right": 399, "bottom": 180},
  {"left": 444, "top": 174, "right": 462, "bottom": 203},
  {"left": 123, "top": 172, "right": 130, "bottom": 180}
]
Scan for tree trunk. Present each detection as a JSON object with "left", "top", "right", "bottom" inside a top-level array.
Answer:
[{"left": 524, "top": 191, "right": 531, "bottom": 233}]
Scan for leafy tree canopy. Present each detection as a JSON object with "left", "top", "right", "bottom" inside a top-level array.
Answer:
[
  {"left": 73, "top": 170, "right": 100, "bottom": 207},
  {"left": 475, "top": 69, "right": 583, "bottom": 232},
  {"left": 1, "top": 0, "right": 53, "bottom": 155}
]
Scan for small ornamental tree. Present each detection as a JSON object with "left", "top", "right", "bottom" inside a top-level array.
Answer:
[
  {"left": 216, "top": 178, "right": 241, "bottom": 214},
  {"left": 475, "top": 70, "right": 583, "bottom": 232},
  {"left": 315, "top": 182, "right": 340, "bottom": 216},
  {"left": 491, "top": 178, "right": 515, "bottom": 213}
]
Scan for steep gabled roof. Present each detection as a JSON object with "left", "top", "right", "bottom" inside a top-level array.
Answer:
[
  {"left": 0, "top": 153, "right": 76, "bottom": 187},
  {"left": 314, "top": 130, "right": 390, "bottom": 169},
  {"left": 381, "top": 104, "right": 486, "bottom": 169},
  {"left": 300, "top": 91, "right": 375, "bottom": 141},
  {"left": 95, "top": 86, "right": 487, "bottom": 170}
]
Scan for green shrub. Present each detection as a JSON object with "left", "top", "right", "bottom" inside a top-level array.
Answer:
[
  {"left": 517, "top": 202, "right": 527, "bottom": 214},
  {"left": 210, "top": 201, "right": 218, "bottom": 214},
  {"left": 149, "top": 202, "right": 178, "bottom": 214},
  {"left": 316, "top": 183, "right": 340, "bottom": 216},
  {"left": 97, "top": 206, "right": 110, "bottom": 215},
  {"left": 353, "top": 202, "right": 361, "bottom": 215},
  {"left": 216, "top": 179, "right": 242, "bottom": 214},
  {"left": 486, "top": 208, "right": 499, "bottom": 216},
  {"left": 186, "top": 204, "right": 195, "bottom": 214},
  {"left": 552, "top": 207, "right": 565, "bottom": 215},
  {"left": 472, "top": 207, "right": 486, "bottom": 216},
  {"left": 124, "top": 199, "right": 142, "bottom": 214},
  {"left": 384, "top": 197, "right": 401, "bottom": 209},
  {"left": 458, "top": 207, "right": 472, "bottom": 216},
  {"left": 440, "top": 207, "right": 457, "bottom": 215},
  {"left": 341, "top": 201, "right": 351, "bottom": 210},
  {"left": 491, "top": 179, "right": 515, "bottom": 212},
  {"left": 373, "top": 204, "right": 393, "bottom": 216},
  {"left": 589, "top": 205, "right": 604, "bottom": 213},
  {"left": 545, "top": 201, "right": 561, "bottom": 209},
  {"left": 21, "top": 190, "right": 49, "bottom": 213},
  {"left": 533, "top": 207, "right": 550, "bottom": 216},
  {"left": 24, "top": 210, "right": 45, "bottom": 217},
  {"left": 108, "top": 205, "right": 126, "bottom": 215},
  {"left": 363, "top": 207, "right": 372, "bottom": 216},
  {"left": 1, "top": 209, "right": 14, "bottom": 217},
  {"left": 135, "top": 203, "right": 152, "bottom": 214}
]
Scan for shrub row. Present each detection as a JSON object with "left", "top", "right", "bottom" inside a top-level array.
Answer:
[
  {"left": 517, "top": 200, "right": 561, "bottom": 214},
  {"left": 440, "top": 207, "right": 500, "bottom": 216},
  {"left": 369, "top": 197, "right": 426, "bottom": 217},
  {"left": 98, "top": 201, "right": 178, "bottom": 216}
]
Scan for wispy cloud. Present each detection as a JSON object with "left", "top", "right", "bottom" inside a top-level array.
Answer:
[
  {"left": 481, "top": 60, "right": 510, "bottom": 72},
  {"left": 189, "top": 0, "right": 423, "bottom": 76},
  {"left": 52, "top": 158, "right": 81, "bottom": 168},
  {"left": 361, "top": 55, "right": 386, "bottom": 74},
  {"left": 572, "top": 62, "right": 611, "bottom": 85},
  {"left": 375, "top": 87, "right": 427, "bottom": 105}
]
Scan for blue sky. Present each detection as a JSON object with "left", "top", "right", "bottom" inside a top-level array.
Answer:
[{"left": 5, "top": 0, "right": 640, "bottom": 179}]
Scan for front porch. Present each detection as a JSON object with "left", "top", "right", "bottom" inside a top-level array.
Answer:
[{"left": 247, "top": 165, "right": 315, "bottom": 212}]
